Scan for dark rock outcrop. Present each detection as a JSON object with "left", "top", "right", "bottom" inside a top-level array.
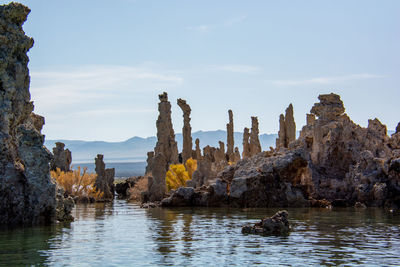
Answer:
[
  {"left": 242, "top": 210, "right": 290, "bottom": 236},
  {"left": 94, "top": 154, "right": 115, "bottom": 200},
  {"left": 50, "top": 142, "right": 72, "bottom": 172},
  {"left": 0, "top": 3, "right": 70, "bottom": 225},
  {"left": 115, "top": 176, "right": 140, "bottom": 199}
]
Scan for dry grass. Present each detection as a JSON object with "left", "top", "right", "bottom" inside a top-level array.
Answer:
[
  {"left": 128, "top": 176, "right": 148, "bottom": 202},
  {"left": 51, "top": 167, "right": 104, "bottom": 201}
]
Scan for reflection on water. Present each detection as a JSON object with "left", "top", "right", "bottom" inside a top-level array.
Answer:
[{"left": 0, "top": 200, "right": 399, "bottom": 266}]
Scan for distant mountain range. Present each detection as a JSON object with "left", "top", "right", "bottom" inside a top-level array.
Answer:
[{"left": 44, "top": 130, "right": 278, "bottom": 163}]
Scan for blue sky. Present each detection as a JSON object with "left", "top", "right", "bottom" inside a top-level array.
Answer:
[{"left": 6, "top": 0, "right": 400, "bottom": 141}]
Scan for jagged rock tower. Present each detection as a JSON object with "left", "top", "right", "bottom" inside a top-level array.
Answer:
[
  {"left": 242, "top": 127, "right": 251, "bottom": 159},
  {"left": 50, "top": 142, "right": 72, "bottom": 172},
  {"left": 276, "top": 103, "right": 296, "bottom": 149},
  {"left": 249, "top": 116, "right": 262, "bottom": 156},
  {"left": 0, "top": 3, "right": 57, "bottom": 225},
  {"left": 177, "top": 98, "right": 192, "bottom": 164},
  {"left": 94, "top": 154, "right": 115, "bottom": 200},
  {"left": 226, "top": 110, "right": 235, "bottom": 162},
  {"left": 148, "top": 92, "right": 178, "bottom": 201}
]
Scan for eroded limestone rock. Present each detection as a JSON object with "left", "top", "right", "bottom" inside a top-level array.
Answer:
[
  {"left": 276, "top": 104, "right": 296, "bottom": 149},
  {"left": 177, "top": 98, "right": 192, "bottom": 163},
  {"left": 50, "top": 142, "right": 72, "bottom": 172},
  {"left": 242, "top": 210, "right": 290, "bottom": 236},
  {"left": 226, "top": 110, "right": 235, "bottom": 162},
  {"left": 195, "top": 138, "right": 202, "bottom": 160},
  {"left": 161, "top": 93, "right": 400, "bottom": 209},
  {"left": 242, "top": 127, "right": 251, "bottom": 159},
  {"left": 249, "top": 117, "right": 261, "bottom": 156},
  {"left": 0, "top": 3, "right": 61, "bottom": 225},
  {"left": 147, "top": 92, "right": 179, "bottom": 201},
  {"left": 94, "top": 154, "right": 115, "bottom": 200}
]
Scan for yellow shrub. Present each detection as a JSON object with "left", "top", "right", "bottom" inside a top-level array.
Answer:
[
  {"left": 186, "top": 158, "right": 197, "bottom": 179},
  {"left": 166, "top": 158, "right": 197, "bottom": 191},
  {"left": 51, "top": 167, "right": 104, "bottom": 200}
]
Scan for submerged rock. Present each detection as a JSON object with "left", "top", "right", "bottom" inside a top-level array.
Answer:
[{"left": 242, "top": 210, "right": 290, "bottom": 236}]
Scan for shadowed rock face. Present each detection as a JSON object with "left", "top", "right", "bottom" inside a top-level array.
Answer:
[
  {"left": 50, "top": 142, "right": 72, "bottom": 172},
  {"left": 0, "top": 3, "right": 58, "bottom": 225}
]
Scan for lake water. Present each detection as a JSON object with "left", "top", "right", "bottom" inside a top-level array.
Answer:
[{"left": 0, "top": 200, "right": 399, "bottom": 266}]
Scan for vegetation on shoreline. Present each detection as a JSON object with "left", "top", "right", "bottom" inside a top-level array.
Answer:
[{"left": 51, "top": 167, "right": 104, "bottom": 201}]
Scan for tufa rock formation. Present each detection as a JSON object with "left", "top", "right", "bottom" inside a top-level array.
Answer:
[
  {"left": 50, "top": 142, "right": 72, "bottom": 172},
  {"left": 242, "top": 127, "right": 251, "bottom": 159},
  {"left": 147, "top": 92, "right": 179, "bottom": 201},
  {"left": 249, "top": 116, "right": 261, "bottom": 156},
  {"left": 94, "top": 154, "right": 115, "bottom": 200},
  {"left": 177, "top": 98, "right": 192, "bottom": 164},
  {"left": 0, "top": 3, "right": 72, "bottom": 225},
  {"left": 162, "top": 93, "right": 400, "bottom": 209},
  {"left": 226, "top": 110, "right": 235, "bottom": 162},
  {"left": 195, "top": 138, "right": 202, "bottom": 160},
  {"left": 276, "top": 104, "right": 296, "bottom": 149},
  {"left": 242, "top": 210, "right": 290, "bottom": 236}
]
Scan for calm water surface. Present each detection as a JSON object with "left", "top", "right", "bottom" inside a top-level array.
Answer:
[{"left": 0, "top": 200, "right": 399, "bottom": 266}]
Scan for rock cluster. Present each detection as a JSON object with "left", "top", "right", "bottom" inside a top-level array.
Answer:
[
  {"left": 242, "top": 210, "right": 290, "bottom": 236},
  {"left": 50, "top": 142, "right": 72, "bottom": 172},
  {"left": 115, "top": 176, "right": 141, "bottom": 199},
  {"left": 162, "top": 93, "right": 400, "bottom": 209},
  {"left": 276, "top": 104, "right": 296, "bottom": 149},
  {"left": 94, "top": 154, "right": 115, "bottom": 200},
  {"left": 0, "top": 3, "right": 71, "bottom": 225}
]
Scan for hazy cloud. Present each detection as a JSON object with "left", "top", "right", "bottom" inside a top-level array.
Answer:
[
  {"left": 186, "top": 15, "right": 247, "bottom": 32},
  {"left": 270, "top": 74, "right": 386, "bottom": 86},
  {"left": 207, "top": 64, "right": 261, "bottom": 74}
]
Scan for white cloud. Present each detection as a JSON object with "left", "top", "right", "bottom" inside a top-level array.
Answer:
[
  {"left": 207, "top": 64, "right": 261, "bottom": 74},
  {"left": 29, "top": 64, "right": 184, "bottom": 117},
  {"left": 270, "top": 73, "right": 386, "bottom": 86}
]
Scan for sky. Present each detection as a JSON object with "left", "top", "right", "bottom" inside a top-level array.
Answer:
[{"left": 4, "top": 0, "right": 400, "bottom": 141}]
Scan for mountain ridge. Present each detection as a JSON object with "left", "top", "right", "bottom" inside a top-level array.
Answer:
[{"left": 44, "top": 130, "right": 278, "bottom": 163}]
